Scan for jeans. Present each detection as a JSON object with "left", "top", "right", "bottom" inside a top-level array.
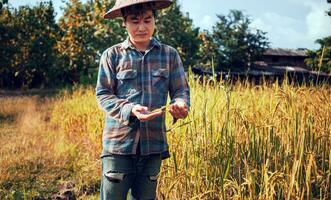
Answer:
[{"left": 100, "top": 154, "right": 162, "bottom": 200}]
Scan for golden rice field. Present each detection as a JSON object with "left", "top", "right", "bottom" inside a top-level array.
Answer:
[{"left": 0, "top": 76, "right": 330, "bottom": 199}]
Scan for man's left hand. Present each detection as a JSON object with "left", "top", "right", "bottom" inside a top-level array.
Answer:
[{"left": 169, "top": 100, "right": 188, "bottom": 119}]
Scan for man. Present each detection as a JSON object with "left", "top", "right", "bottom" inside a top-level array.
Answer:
[{"left": 96, "top": 0, "right": 190, "bottom": 199}]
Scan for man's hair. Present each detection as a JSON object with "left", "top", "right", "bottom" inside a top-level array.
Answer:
[{"left": 121, "top": 2, "right": 157, "bottom": 20}]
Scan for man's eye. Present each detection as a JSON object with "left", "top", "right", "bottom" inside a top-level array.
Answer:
[
  {"left": 144, "top": 20, "right": 151, "bottom": 23},
  {"left": 132, "top": 20, "right": 139, "bottom": 24}
]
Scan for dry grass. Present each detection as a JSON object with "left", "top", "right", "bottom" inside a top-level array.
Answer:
[
  {"left": 0, "top": 76, "right": 330, "bottom": 199},
  {"left": 0, "top": 96, "right": 75, "bottom": 199},
  {"left": 158, "top": 78, "right": 331, "bottom": 199}
]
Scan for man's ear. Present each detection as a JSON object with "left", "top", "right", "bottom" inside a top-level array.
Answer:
[{"left": 121, "top": 18, "right": 126, "bottom": 28}]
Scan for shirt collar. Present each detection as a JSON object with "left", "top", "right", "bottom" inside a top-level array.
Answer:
[
  {"left": 121, "top": 37, "right": 133, "bottom": 50},
  {"left": 121, "top": 37, "right": 161, "bottom": 50},
  {"left": 149, "top": 37, "right": 161, "bottom": 49}
]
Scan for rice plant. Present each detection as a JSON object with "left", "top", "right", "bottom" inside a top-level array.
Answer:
[{"left": 0, "top": 76, "right": 330, "bottom": 199}]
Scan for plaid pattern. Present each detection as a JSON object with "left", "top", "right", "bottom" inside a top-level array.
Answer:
[{"left": 96, "top": 37, "right": 190, "bottom": 158}]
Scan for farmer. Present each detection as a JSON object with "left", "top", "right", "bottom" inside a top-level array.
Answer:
[{"left": 95, "top": 0, "right": 190, "bottom": 199}]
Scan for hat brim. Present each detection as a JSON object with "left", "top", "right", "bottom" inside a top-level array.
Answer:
[{"left": 104, "top": 0, "right": 172, "bottom": 19}]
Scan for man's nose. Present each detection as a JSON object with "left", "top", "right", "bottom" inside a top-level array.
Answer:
[{"left": 137, "top": 23, "right": 145, "bottom": 31}]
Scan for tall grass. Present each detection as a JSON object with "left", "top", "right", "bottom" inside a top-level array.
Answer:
[
  {"left": 159, "top": 76, "right": 330, "bottom": 199},
  {"left": 0, "top": 76, "right": 330, "bottom": 199}
]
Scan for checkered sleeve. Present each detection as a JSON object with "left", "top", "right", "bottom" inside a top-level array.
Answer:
[
  {"left": 95, "top": 50, "right": 135, "bottom": 125},
  {"left": 169, "top": 49, "right": 191, "bottom": 110}
]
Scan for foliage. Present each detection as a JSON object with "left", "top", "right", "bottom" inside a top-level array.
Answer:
[
  {"left": 0, "top": 0, "right": 201, "bottom": 88},
  {"left": 56, "top": 0, "right": 126, "bottom": 85},
  {"left": 0, "top": 1, "right": 275, "bottom": 88},
  {"left": 155, "top": 0, "right": 200, "bottom": 68},
  {"left": 305, "top": 36, "right": 331, "bottom": 73},
  {"left": 2, "top": 1, "right": 272, "bottom": 89},
  {"left": 210, "top": 10, "right": 269, "bottom": 71},
  {"left": 0, "top": 1, "right": 58, "bottom": 88},
  {"left": 197, "top": 30, "right": 222, "bottom": 70},
  {"left": 0, "top": 0, "right": 129, "bottom": 88}
]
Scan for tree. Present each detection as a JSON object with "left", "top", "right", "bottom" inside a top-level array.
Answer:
[
  {"left": 197, "top": 30, "right": 221, "bottom": 70},
  {"left": 305, "top": 36, "right": 331, "bottom": 73},
  {"left": 0, "top": 4, "right": 16, "bottom": 88},
  {"left": 56, "top": 0, "right": 126, "bottom": 84},
  {"left": 211, "top": 10, "right": 269, "bottom": 71},
  {"left": 155, "top": 0, "right": 200, "bottom": 68},
  {"left": 0, "top": 1, "right": 58, "bottom": 88}
]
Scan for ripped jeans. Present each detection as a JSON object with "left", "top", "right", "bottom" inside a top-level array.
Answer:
[{"left": 100, "top": 154, "right": 162, "bottom": 200}]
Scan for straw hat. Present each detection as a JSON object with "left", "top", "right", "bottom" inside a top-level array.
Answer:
[{"left": 104, "top": 0, "right": 173, "bottom": 19}]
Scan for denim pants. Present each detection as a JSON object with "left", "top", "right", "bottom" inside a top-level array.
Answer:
[{"left": 100, "top": 154, "right": 162, "bottom": 200}]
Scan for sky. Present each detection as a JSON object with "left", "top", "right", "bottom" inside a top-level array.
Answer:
[{"left": 9, "top": 0, "right": 331, "bottom": 50}]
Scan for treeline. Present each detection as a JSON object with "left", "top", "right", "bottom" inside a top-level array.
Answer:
[
  {"left": 1, "top": 0, "right": 127, "bottom": 88},
  {"left": 0, "top": 0, "right": 329, "bottom": 89}
]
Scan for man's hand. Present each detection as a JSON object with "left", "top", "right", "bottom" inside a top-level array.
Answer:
[
  {"left": 131, "top": 104, "right": 163, "bottom": 122},
  {"left": 169, "top": 100, "right": 188, "bottom": 119}
]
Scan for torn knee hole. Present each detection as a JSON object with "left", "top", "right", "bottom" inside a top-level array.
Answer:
[
  {"left": 148, "top": 175, "right": 158, "bottom": 181},
  {"left": 104, "top": 171, "right": 125, "bottom": 183}
]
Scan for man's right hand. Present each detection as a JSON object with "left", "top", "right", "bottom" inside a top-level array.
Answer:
[{"left": 131, "top": 104, "right": 163, "bottom": 122}]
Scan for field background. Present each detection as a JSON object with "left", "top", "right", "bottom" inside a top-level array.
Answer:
[{"left": 0, "top": 76, "right": 330, "bottom": 199}]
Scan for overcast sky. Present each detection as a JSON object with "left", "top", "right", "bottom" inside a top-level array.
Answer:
[{"left": 10, "top": 0, "right": 331, "bottom": 50}]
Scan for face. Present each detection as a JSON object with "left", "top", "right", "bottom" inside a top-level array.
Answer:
[{"left": 124, "top": 10, "right": 155, "bottom": 44}]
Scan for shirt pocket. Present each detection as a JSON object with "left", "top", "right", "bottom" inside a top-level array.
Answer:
[
  {"left": 152, "top": 68, "right": 169, "bottom": 94},
  {"left": 116, "top": 69, "right": 138, "bottom": 98}
]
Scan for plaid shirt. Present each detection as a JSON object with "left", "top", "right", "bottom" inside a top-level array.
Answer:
[{"left": 96, "top": 37, "right": 190, "bottom": 158}]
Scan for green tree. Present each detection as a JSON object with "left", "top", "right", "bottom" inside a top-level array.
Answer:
[
  {"left": 56, "top": 0, "right": 126, "bottom": 84},
  {"left": 211, "top": 10, "right": 269, "bottom": 71},
  {"left": 155, "top": 0, "right": 200, "bottom": 68},
  {"left": 197, "top": 30, "right": 221, "bottom": 70},
  {"left": 0, "top": 4, "right": 16, "bottom": 87},
  {"left": 305, "top": 36, "right": 331, "bottom": 73},
  {"left": 0, "top": 1, "right": 58, "bottom": 88}
]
